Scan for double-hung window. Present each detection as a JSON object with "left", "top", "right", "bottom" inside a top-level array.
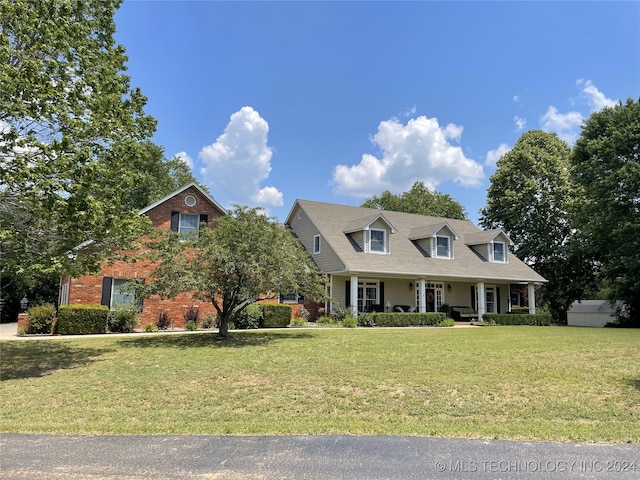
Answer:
[
  {"left": 493, "top": 242, "right": 506, "bottom": 262},
  {"left": 370, "top": 229, "right": 386, "bottom": 253},
  {"left": 179, "top": 213, "right": 199, "bottom": 240},
  {"left": 436, "top": 235, "right": 450, "bottom": 258}
]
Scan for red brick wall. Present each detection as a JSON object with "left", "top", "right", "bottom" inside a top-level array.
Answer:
[{"left": 64, "top": 186, "right": 225, "bottom": 328}]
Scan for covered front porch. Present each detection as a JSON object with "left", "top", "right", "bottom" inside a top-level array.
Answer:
[{"left": 326, "top": 274, "right": 538, "bottom": 321}]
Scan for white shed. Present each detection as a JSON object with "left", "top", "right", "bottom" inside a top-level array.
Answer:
[{"left": 567, "top": 300, "right": 618, "bottom": 327}]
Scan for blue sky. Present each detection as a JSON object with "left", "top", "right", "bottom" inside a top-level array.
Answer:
[{"left": 114, "top": 1, "right": 640, "bottom": 223}]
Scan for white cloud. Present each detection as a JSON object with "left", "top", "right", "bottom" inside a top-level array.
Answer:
[
  {"left": 578, "top": 79, "right": 617, "bottom": 111},
  {"left": 514, "top": 116, "right": 526, "bottom": 132},
  {"left": 485, "top": 143, "right": 511, "bottom": 166},
  {"left": 173, "top": 151, "right": 194, "bottom": 169},
  {"left": 332, "top": 115, "right": 484, "bottom": 197},
  {"left": 540, "top": 106, "right": 583, "bottom": 143},
  {"left": 538, "top": 81, "right": 618, "bottom": 144},
  {"left": 513, "top": 95, "right": 520, "bottom": 103},
  {"left": 199, "top": 106, "right": 283, "bottom": 207}
]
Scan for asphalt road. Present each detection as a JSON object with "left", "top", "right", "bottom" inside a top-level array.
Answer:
[{"left": 1, "top": 434, "right": 638, "bottom": 479}]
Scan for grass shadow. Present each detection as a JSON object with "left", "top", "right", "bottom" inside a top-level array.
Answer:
[
  {"left": 115, "top": 330, "right": 318, "bottom": 349},
  {"left": 628, "top": 379, "right": 640, "bottom": 390},
  {"left": 0, "top": 341, "right": 114, "bottom": 381}
]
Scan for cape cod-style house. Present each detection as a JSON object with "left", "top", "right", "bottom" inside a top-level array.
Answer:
[{"left": 285, "top": 200, "right": 546, "bottom": 320}]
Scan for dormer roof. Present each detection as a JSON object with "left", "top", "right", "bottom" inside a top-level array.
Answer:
[
  {"left": 408, "top": 222, "right": 461, "bottom": 241},
  {"left": 343, "top": 213, "right": 398, "bottom": 234}
]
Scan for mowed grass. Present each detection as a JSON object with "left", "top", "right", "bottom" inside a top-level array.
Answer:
[{"left": 1, "top": 327, "right": 638, "bottom": 442}]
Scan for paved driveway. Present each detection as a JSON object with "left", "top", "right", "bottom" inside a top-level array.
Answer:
[{"left": 1, "top": 434, "right": 638, "bottom": 479}]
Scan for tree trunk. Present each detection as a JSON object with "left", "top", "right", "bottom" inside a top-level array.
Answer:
[{"left": 217, "top": 314, "right": 230, "bottom": 337}]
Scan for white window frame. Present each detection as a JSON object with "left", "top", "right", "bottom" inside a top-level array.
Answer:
[
  {"left": 435, "top": 235, "right": 451, "bottom": 259},
  {"left": 492, "top": 241, "right": 506, "bottom": 262},
  {"left": 485, "top": 285, "right": 497, "bottom": 314},
  {"left": 179, "top": 213, "right": 200, "bottom": 239},
  {"left": 357, "top": 280, "right": 379, "bottom": 312},
  {"left": 280, "top": 292, "right": 299, "bottom": 303},
  {"left": 111, "top": 278, "right": 137, "bottom": 309},
  {"left": 313, "top": 234, "right": 321, "bottom": 254},
  {"left": 369, "top": 228, "right": 387, "bottom": 254}
]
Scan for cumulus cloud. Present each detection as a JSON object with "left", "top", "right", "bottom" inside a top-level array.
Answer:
[
  {"left": 540, "top": 106, "right": 583, "bottom": 143},
  {"left": 514, "top": 116, "right": 526, "bottom": 132},
  {"left": 485, "top": 143, "right": 511, "bottom": 166},
  {"left": 539, "top": 80, "right": 618, "bottom": 144},
  {"left": 578, "top": 79, "right": 617, "bottom": 110},
  {"left": 199, "top": 106, "right": 283, "bottom": 207},
  {"left": 173, "top": 151, "right": 194, "bottom": 169},
  {"left": 332, "top": 115, "right": 484, "bottom": 197}
]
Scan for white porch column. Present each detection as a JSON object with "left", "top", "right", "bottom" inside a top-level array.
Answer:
[
  {"left": 351, "top": 275, "right": 359, "bottom": 317},
  {"left": 477, "top": 282, "right": 486, "bottom": 321},
  {"left": 419, "top": 279, "right": 426, "bottom": 313},
  {"left": 507, "top": 282, "right": 512, "bottom": 313},
  {"left": 528, "top": 283, "right": 536, "bottom": 314}
]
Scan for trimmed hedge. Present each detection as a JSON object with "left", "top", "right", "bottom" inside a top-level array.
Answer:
[
  {"left": 370, "top": 312, "right": 449, "bottom": 327},
  {"left": 261, "top": 304, "right": 292, "bottom": 328},
  {"left": 483, "top": 313, "right": 552, "bottom": 326},
  {"left": 57, "top": 305, "right": 109, "bottom": 335},
  {"left": 26, "top": 304, "right": 57, "bottom": 334}
]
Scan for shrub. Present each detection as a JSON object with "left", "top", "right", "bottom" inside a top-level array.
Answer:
[
  {"left": 26, "top": 303, "right": 56, "bottom": 334},
  {"left": 370, "top": 312, "right": 447, "bottom": 327},
  {"left": 296, "top": 306, "right": 310, "bottom": 321},
  {"left": 291, "top": 316, "right": 307, "bottom": 327},
  {"left": 436, "top": 318, "right": 455, "bottom": 327},
  {"left": 142, "top": 323, "right": 158, "bottom": 332},
  {"left": 357, "top": 313, "right": 376, "bottom": 327},
  {"left": 232, "top": 304, "right": 262, "bottom": 329},
  {"left": 262, "top": 304, "right": 291, "bottom": 328},
  {"left": 202, "top": 313, "right": 217, "bottom": 329},
  {"left": 316, "top": 316, "right": 334, "bottom": 326},
  {"left": 183, "top": 306, "right": 199, "bottom": 328},
  {"left": 108, "top": 303, "right": 139, "bottom": 333},
  {"left": 57, "top": 305, "right": 109, "bottom": 335},
  {"left": 185, "top": 320, "right": 198, "bottom": 331},
  {"left": 483, "top": 313, "right": 552, "bottom": 326},
  {"left": 342, "top": 316, "right": 357, "bottom": 328},
  {"left": 156, "top": 311, "right": 171, "bottom": 330},
  {"left": 330, "top": 306, "right": 352, "bottom": 323}
]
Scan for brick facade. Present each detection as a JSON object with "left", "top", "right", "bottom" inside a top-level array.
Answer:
[{"left": 61, "top": 185, "right": 225, "bottom": 328}]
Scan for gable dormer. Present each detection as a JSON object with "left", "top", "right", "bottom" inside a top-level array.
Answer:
[
  {"left": 465, "top": 229, "right": 513, "bottom": 263},
  {"left": 409, "top": 222, "right": 461, "bottom": 259},
  {"left": 343, "top": 213, "right": 397, "bottom": 254}
]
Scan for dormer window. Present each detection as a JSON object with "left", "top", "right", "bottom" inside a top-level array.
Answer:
[
  {"left": 436, "top": 235, "right": 451, "bottom": 258},
  {"left": 370, "top": 229, "right": 386, "bottom": 253},
  {"left": 493, "top": 241, "right": 506, "bottom": 262}
]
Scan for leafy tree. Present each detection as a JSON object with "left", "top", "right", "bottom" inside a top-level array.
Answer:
[
  {"left": 479, "top": 130, "right": 589, "bottom": 321},
  {"left": 119, "top": 141, "right": 205, "bottom": 212},
  {"left": 1, "top": 0, "right": 156, "bottom": 280},
  {"left": 361, "top": 182, "right": 468, "bottom": 219},
  {"left": 571, "top": 98, "right": 640, "bottom": 326},
  {"left": 136, "top": 206, "right": 328, "bottom": 337}
]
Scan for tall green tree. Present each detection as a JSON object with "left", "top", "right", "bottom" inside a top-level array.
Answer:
[
  {"left": 1, "top": 0, "right": 156, "bottom": 280},
  {"left": 572, "top": 98, "right": 640, "bottom": 326},
  {"left": 480, "top": 130, "right": 588, "bottom": 321},
  {"left": 361, "top": 182, "right": 468, "bottom": 219},
  {"left": 136, "top": 206, "right": 328, "bottom": 337}
]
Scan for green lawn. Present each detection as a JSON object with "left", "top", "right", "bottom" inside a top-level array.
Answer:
[{"left": 1, "top": 327, "right": 638, "bottom": 442}]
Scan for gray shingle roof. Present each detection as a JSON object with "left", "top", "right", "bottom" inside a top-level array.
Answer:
[{"left": 289, "top": 200, "right": 546, "bottom": 283}]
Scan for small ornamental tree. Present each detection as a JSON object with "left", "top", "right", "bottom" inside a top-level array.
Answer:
[{"left": 137, "top": 206, "right": 328, "bottom": 337}]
